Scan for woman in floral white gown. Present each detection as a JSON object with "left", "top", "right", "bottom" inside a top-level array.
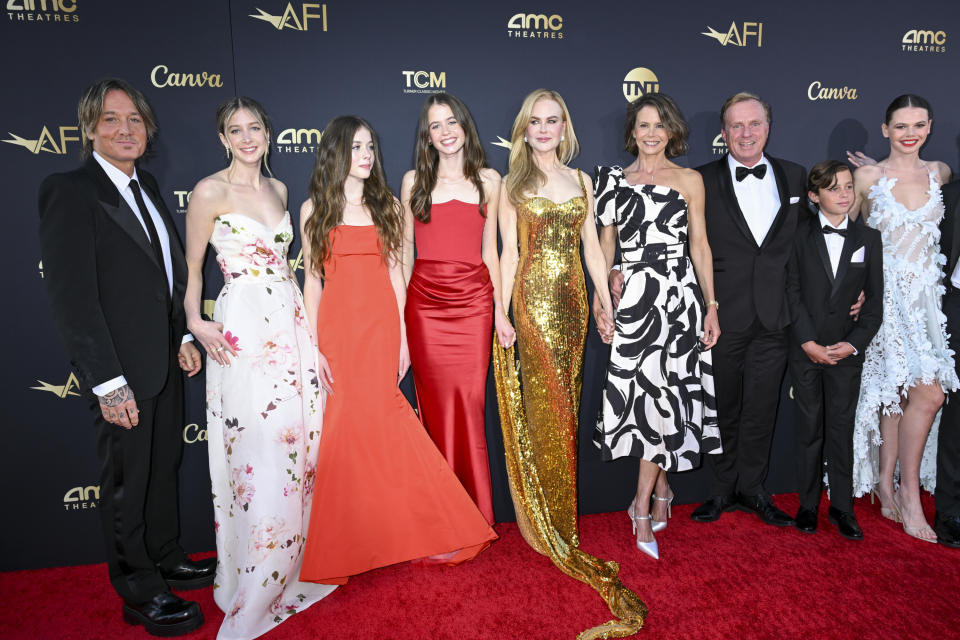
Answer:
[{"left": 183, "top": 97, "right": 335, "bottom": 639}]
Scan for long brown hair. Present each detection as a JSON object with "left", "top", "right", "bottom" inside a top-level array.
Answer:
[
  {"left": 409, "top": 93, "right": 487, "bottom": 222},
  {"left": 505, "top": 89, "right": 579, "bottom": 206},
  {"left": 303, "top": 116, "right": 402, "bottom": 275}
]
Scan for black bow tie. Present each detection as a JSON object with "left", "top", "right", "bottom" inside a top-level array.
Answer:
[
  {"left": 735, "top": 164, "right": 767, "bottom": 181},
  {"left": 822, "top": 225, "right": 848, "bottom": 237}
]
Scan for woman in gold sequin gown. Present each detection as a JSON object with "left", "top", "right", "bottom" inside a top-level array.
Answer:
[{"left": 495, "top": 89, "right": 647, "bottom": 639}]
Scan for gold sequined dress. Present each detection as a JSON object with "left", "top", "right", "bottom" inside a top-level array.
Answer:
[{"left": 494, "top": 171, "right": 647, "bottom": 639}]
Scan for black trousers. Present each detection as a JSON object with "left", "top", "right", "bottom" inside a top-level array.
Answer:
[
  {"left": 89, "top": 347, "right": 186, "bottom": 604},
  {"left": 706, "top": 317, "right": 788, "bottom": 497},
  {"left": 789, "top": 355, "right": 861, "bottom": 512},
  {"left": 936, "top": 288, "right": 960, "bottom": 516}
]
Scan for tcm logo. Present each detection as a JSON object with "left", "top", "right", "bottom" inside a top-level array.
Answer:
[
  {"left": 173, "top": 189, "right": 192, "bottom": 213},
  {"left": 151, "top": 65, "right": 223, "bottom": 89},
  {"left": 3, "top": 125, "right": 80, "bottom": 155},
  {"left": 402, "top": 70, "right": 446, "bottom": 95},
  {"left": 6, "top": 0, "right": 79, "bottom": 22},
  {"left": 38, "top": 259, "right": 44, "bottom": 278},
  {"left": 622, "top": 68, "right": 659, "bottom": 102},
  {"left": 274, "top": 127, "right": 322, "bottom": 154},
  {"left": 183, "top": 423, "right": 207, "bottom": 444},
  {"left": 808, "top": 81, "right": 858, "bottom": 101},
  {"left": 31, "top": 372, "right": 81, "bottom": 398},
  {"left": 64, "top": 485, "right": 99, "bottom": 510},
  {"left": 702, "top": 21, "right": 763, "bottom": 47},
  {"left": 902, "top": 29, "right": 946, "bottom": 53},
  {"left": 250, "top": 2, "right": 326, "bottom": 31},
  {"left": 507, "top": 12, "right": 563, "bottom": 39},
  {"left": 712, "top": 134, "right": 728, "bottom": 156}
]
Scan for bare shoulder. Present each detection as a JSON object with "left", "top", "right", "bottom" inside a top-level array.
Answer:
[
  {"left": 854, "top": 163, "right": 882, "bottom": 187},
  {"left": 931, "top": 160, "right": 952, "bottom": 183},
  {"left": 676, "top": 166, "right": 704, "bottom": 189},
  {"left": 267, "top": 176, "right": 288, "bottom": 197},
  {"left": 480, "top": 167, "right": 502, "bottom": 186},
  {"left": 299, "top": 197, "right": 314, "bottom": 223},
  {"left": 401, "top": 169, "right": 416, "bottom": 190},
  {"left": 188, "top": 173, "right": 230, "bottom": 216}
]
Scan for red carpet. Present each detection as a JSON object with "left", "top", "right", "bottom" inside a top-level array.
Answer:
[{"left": 1, "top": 493, "right": 957, "bottom": 640}]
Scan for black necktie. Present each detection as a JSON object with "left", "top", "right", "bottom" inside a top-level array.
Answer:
[
  {"left": 821, "top": 225, "right": 848, "bottom": 238},
  {"left": 129, "top": 179, "right": 169, "bottom": 288},
  {"left": 735, "top": 164, "right": 767, "bottom": 181}
]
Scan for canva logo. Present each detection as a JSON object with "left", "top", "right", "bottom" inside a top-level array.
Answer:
[
  {"left": 507, "top": 12, "right": 563, "bottom": 39},
  {"left": 274, "top": 127, "right": 322, "bottom": 154},
  {"left": 901, "top": 28, "right": 946, "bottom": 53},
  {"left": 183, "top": 423, "right": 207, "bottom": 444},
  {"left": 250, "top": 2, "right": 326, "bottom": 31},
  {"left": 6, "top": 0, "right": 79, "bottom": 23},
  {"left": 712, "top": 134, "right": 728, "bottom": 156},
  {"left": 807, "top": 81, "right": 858, "bottom": 101},
  {"left": 151, "top": 65, "right": 224, "bottom": 88},
  {"left": 622, "top": 68, "right": 659, "bottom": 102},
  {"left": 3, "top": 125, "right": 80, "bottom": 154},
  {"left": 701, "top": 21, "right": 763, "bottom": 47},
  {"left": 63, "top": 485, "right": 99, "bottom": 510},
  {"left": 402, "top": 70, "right": 446, "bottom": 94},
  {"left": 31, "top": 372, "right": 81, "bottom": 398}
]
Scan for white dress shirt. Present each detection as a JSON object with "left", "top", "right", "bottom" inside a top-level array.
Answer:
[
  {"left": 728, "top": 154, "right": 781, "bottom": 245},
  {"left": 818, "top": 211, "right": 848, "bottom": 277},
  {"left": 91, "top": 152, "right": 191, "bottom": 397},
  {"left": 951, "top": 258, "right": 960, "bottom": 289}
]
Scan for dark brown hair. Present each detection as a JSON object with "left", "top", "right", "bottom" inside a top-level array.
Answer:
[
  {"left": 624, "top": 92, "right": 689, "bottom": 158},
  {"left": 77, "top": 78, "right": 157, "bottom": 158},
  {"left": 807, "top": 160, "right": 852, "bottom": 194},
  {"left": 884, "top": 94, "right": 932, "bottom": 124}
]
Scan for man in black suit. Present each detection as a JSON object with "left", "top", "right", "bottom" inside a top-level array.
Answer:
[
  {"left": 786, "top": 161, "right": 882, "bottom": 540},
  {"left": 936, "top": 180, "right": 960, "bottom": 548},
  {"left": 38, "top": 79, "right": 213, "bottom": 636},
  {"left": 689, "top": 92, "right": 807, "bottom": 526}
]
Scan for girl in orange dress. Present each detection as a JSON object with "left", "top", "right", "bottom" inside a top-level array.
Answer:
[{"left": 298, "top": 116, "right": 496, "bottom": 585}]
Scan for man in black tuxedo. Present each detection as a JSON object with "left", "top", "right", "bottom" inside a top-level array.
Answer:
[
  {"left": 38, "top": 79, "right": 213, "bottom": 636},
  {"left": 936, "top": 180, "right": 960, "bottom": 548},
  {"left": 689, "top": 93, "right": 806, "bottom": 526},
  {"left": 786, "top": 161, "right": 882, "bottom": 540}
]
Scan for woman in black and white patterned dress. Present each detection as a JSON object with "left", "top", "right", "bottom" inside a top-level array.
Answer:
[{"left": 594, "top": 93, "right": 721, "bottom": 560}]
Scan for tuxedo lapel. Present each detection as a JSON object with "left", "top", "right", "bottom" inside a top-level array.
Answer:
[
  {"left": 810, "top": 221, "right": 835, "bottom": 287},
  {"left": 140, "top": 176, "right": 186, "bottom": 283},
  {"left": 832, "top": 224, "right": 859, "bottom": 298},
  {"left": 760, "top": 157, "right": 790, "bottom": 250},
  {"left": 949, "top": 195, "right": 960, "bottom": 278},
  {"left": 717, "top": 155, "right": 757, "bottom": 247}
]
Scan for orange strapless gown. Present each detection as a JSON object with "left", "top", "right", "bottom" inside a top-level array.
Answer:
[{"left": 300, "top": 225, "right": 496, "bottom": 585}]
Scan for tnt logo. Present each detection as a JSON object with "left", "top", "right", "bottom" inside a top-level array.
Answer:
[
  {"left": 702, "top": 21, "right": 763, "bottom": 47},
  {"left": 249, "top": 2, "right": 326, "bottom": 31},
  {"left": 402, "top": 71, "right": 446, "bottom": 94},
  {"left": 622, "top": 68, "right": 659, "bottom": 102},
  {"left": 63, "top": 485, "right": 99, "bottom": 510}
]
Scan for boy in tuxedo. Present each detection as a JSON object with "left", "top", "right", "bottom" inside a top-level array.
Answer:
[{"left": 786, "top": 160, "right": 883, "bottom": 540}]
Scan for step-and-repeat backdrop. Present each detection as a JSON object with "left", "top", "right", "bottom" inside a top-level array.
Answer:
[{"left": 2, "top": 0, "right": 957, "bottom": 570}]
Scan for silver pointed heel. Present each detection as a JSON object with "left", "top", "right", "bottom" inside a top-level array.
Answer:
[
  {"left": 632, "top": 514, "right": 659, "bottom": 560},
  {"left": 651, "top": 492, "right": 673, "bottom": 533}
]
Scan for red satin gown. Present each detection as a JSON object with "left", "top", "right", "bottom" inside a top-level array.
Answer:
[
  {"left": 405, "top": 200, "right": 495, "bottom": 524},
  {"left": 300, "top": 225, "right": 496, "bottom": 585}
]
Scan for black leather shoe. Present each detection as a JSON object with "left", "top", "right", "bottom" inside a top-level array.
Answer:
[
  {"left": 828, "top": 506, "right": 863, "bottom": 540},
  {"left": 736, "top": 494, "right": 796, "bottom": 527},
  {"left": 160, "top": 557, "right": 217, "bottom": 590},
  {"left": 795, "top": 507, "right": 818, "bottom": 533},
  {"left": 934, "top": 512, "right": 960, "bottom": 548},
  {"left": 690, "top": 495, "right": 737, "bottom": 522},
  {"left": 122, "top": 591, "right": 203, "bottom": 637}
]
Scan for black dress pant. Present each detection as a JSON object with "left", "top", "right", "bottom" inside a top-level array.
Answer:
[
  {"left": 936, "top": 288, "right": 960, "bottom": 516},
  {"left": 789, "top": 355, "right": 861, "bottom": 512},
  {"left": 707, "top": 317, "right": 788, "bottom": 497},
  {"left": 89, "top": 347, "right": 186, "bottom": 604}
]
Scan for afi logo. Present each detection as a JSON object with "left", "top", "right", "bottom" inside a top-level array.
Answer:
[
  {"left": 31, "top": 372, "right": 81, "bottom": 398},
  {"left": 3, "top": 125, "right": 79, "bottom": 154},
  {"left": 288, "top": 248, "right": 304, "bottom": 272},
  {"left": 250, "top": 2, "right": 326, "bottom": 31},
  {"left": 702, "top": 21, "right": 763, "bottom": 47},
  {"left": 491, "top": 136, "right": 512, "bottom": 151},
  {"left": 402, "top": 71, "right": 446, "bottom": 90},
  {"left": 622, "top": 68, "right": 659, "bottom": 102}
]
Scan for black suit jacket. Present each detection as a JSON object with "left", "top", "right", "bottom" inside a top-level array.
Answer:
[
  {"left": 785, "top": 211, "right": 883, "bottom": 362},
  {"left": 38, "top": 157, "right": 187, "bottom": 399},
  {"left": 697, "top": 154, "right": 807, "bottom": 332},
  {"left": 941, "top": 180, "right": 960, "bottom": 288}
]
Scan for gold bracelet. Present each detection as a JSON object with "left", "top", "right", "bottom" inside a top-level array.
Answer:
[{"left": 706, "top": 300, "right": 719, "bottom": 309}]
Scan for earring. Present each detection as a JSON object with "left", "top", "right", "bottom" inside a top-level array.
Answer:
[
  {"left": 524, "top": 135, "right": 528, "bottom": 142},
  {"left": 561, "top": 134, "right": 565, "bottom": 141},
  {"left": 224, "top": 146, "right": 232, "bottom": 159}
]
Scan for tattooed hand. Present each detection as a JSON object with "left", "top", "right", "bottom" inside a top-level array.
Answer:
[{"left": 99, "top": 384, "right": 139, "bottom": 429}]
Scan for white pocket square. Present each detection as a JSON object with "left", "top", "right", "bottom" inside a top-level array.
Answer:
[
  {"left": 789, "top": 196, "right": 800, "bottom": 204},
  {"left": 851, "top": 246, "right": 865, "bottom": 263}
]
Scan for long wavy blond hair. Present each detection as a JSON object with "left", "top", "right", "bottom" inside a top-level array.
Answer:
[
  {"left": 303, "top": 116, "right": 402, "bottom": 275},
  {"left": 505, "top": 89, "right": 579, "bottom": 206}
]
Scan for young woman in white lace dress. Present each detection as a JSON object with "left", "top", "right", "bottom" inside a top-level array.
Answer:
[{"left": 851, "top": 94, "right": 958, "bottom": 542}]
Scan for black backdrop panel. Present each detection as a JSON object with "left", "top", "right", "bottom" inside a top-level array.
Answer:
[{"left": 1, "top": 0, "right": 957, "bottom": 570}]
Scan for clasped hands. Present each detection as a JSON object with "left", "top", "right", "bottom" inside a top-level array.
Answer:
[{"left": 802, "top": 340, "right": 855, "bottom": 365}]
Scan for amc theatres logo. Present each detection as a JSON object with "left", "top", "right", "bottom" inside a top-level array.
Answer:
[
  {"left": 63, "top": 485, "right": 99, "bottom": 510},
  {"left": 901, "top": 28, "right": 946, "bottom": 53},
  {"left": 507, "top": 12, "right": 563, "bottom": 39},
  {"left": 6, "top": 0, "right": 79, "bottom": 23},
  {"left": 622, "top": 68, "right": 659, "bottom": 102},
  {"left": 250, "top": 2, "right": 326, "bottom": 31},
  {"left": 712, "top": 134, "right": 728, "bottom": 156},
  {"left": 701, "top": 21, "right": 763, "bottom": 47},
  {"left": 273, "top": 127, "right": 322, "bottom": 154},
  {"left": 3, "top": 125, "right": 80, "bottom": 155},
  {"left": 402, "top": 70, "right": 446, "bottom": 95}
]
